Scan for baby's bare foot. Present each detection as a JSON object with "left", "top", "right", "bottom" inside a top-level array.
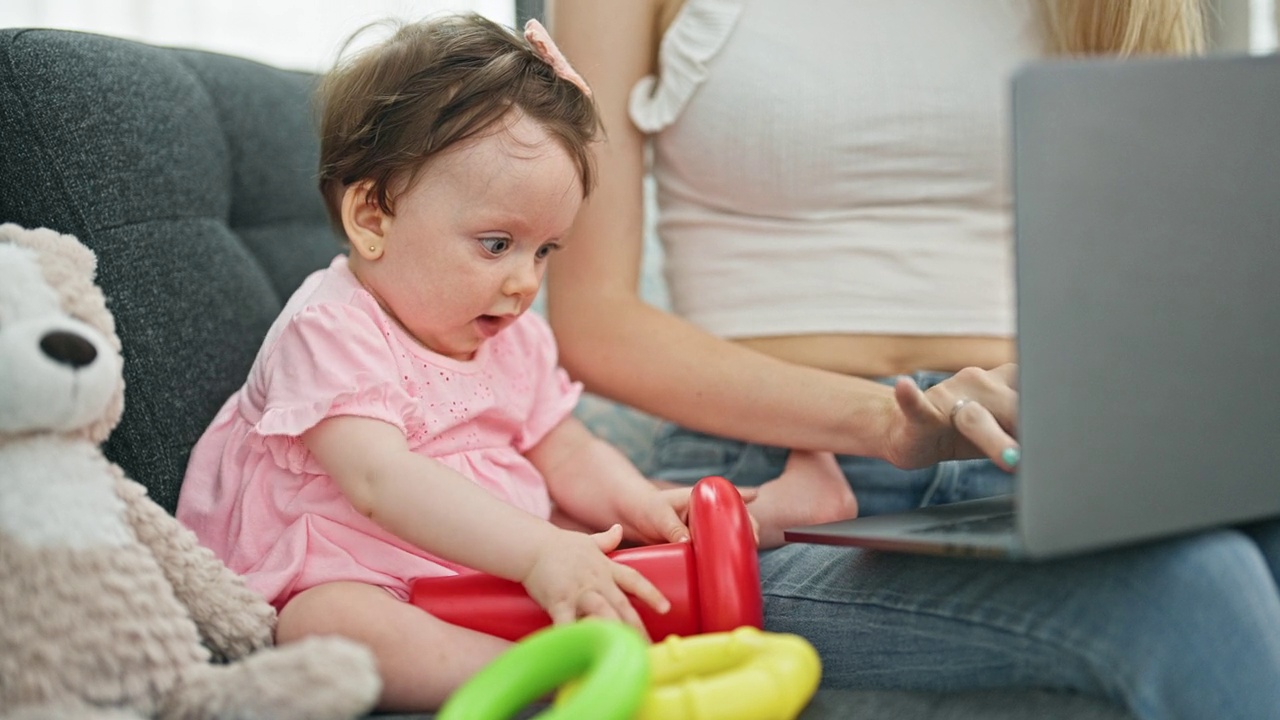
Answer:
[{"left": 751, "top": 451, "right": 858, "bottom": 549}]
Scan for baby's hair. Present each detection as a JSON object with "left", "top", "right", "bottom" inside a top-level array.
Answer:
[{"left": 316, "top": 13, "right": 602, "bottom": 229}]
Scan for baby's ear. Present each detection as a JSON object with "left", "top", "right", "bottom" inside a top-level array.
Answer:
[{"left": 342, "top": 181, "right": 388, "bottom": 261}]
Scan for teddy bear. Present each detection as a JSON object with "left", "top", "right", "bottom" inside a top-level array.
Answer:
[{"left": 0, "top": 224, "right": 382, "bottom": 719}]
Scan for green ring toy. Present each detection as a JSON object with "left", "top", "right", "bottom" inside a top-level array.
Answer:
[{"left": 437, "top": 620, "right": 649, "bottom": 720}]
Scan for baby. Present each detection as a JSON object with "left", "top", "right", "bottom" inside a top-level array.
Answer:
[{"left": 177, "top": 14, "right": 702, "bottom": 711}]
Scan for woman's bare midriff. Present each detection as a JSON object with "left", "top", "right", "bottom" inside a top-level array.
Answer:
[{"left": 733, "top": 333, "right": 1015, "bottom": 379}]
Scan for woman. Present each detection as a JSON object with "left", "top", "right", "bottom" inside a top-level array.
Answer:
[{"left": 546, "top": 1, "right": 1280, "bottom": 716}]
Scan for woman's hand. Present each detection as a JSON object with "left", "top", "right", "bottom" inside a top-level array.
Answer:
[
  {"left": 885, "top": 363, "right": 1020, "bottom": 471},
  {"left": 521, "top": 524, "right": 669, "bottom": 638}
]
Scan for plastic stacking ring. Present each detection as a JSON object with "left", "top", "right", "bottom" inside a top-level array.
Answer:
[
  {"left": 636, "top": 627, "right": 821, "bottom": 720},
  {"left": 559, "top": 627, "right": 823, "bottom": 720},
  {"left": 437, "top": 620, "right": 648, "bottom": 720}
]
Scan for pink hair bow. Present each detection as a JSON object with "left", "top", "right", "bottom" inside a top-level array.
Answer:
[{"left": 523, "top": 19, "right": 592, "bottom": 98}]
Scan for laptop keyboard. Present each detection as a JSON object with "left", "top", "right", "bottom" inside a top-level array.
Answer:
[{"left": 909, "top": 512, "right": 1016, "bottom": 536}]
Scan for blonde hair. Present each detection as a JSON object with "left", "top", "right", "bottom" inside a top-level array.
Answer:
[{"left": 1039, "top": 0, "right": 1205, "bottom": 56}]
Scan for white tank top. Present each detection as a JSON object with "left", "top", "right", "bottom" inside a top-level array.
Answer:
[{"left": 630, "top": 0, "right": 1041, "bottom": 339}]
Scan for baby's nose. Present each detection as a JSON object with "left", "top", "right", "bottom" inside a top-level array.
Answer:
[{"left": 504, "top": 262, "right": 541, "bottom": 296}]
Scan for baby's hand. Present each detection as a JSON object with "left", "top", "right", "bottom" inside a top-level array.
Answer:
[
  {"left": 623, "top": 486, "right": 695, "bottom": 545},
  {"left": 633, "top": 484, "right": 760, "bottom": 547},
  {"left": 521, "top": 524, "right": 669, "bottom": 637}
]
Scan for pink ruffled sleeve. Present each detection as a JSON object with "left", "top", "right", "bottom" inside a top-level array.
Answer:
[
  {"left": 252, "top": 303, "right": 423, "bottom": 473},
  {"left": 513, "top": 313, "right": 582, "bottom": 453}
]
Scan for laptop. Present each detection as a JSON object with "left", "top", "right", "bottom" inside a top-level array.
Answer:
[{"left": 783, "top": 53, "right": 1280, "bottom": 560}]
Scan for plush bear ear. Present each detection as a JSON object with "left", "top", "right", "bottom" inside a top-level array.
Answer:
[
  {"left": 0, "top": 223, "right": 90, "bottom": 267},
  {"left": 2, "top": 224, "right": 98, "bottom": 285},
  {"left": 40, "top": 226, "right": 98, "bottom": 282}
]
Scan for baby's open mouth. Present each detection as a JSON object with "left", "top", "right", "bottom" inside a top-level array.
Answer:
[{"left": 475, "top": 314, "right": 508, "bottom": 337}]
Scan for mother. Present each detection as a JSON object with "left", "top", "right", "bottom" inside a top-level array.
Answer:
[{"left": 545, "top": 0, "right": 1280, "bottom": 717}]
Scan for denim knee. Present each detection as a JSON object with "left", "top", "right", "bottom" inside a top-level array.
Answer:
[
  {"left": 1085, "top": 530, "right": 1280, "bottom": 719},
  {"left": 1240, "top": 517, "right": 1280, "bottom": 586},
  {"left": 756, "top": 530, "right": 1280, "bottom": 719}
]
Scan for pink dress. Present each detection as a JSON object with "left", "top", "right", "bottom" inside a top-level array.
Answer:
[{"left": 176, "top": 255, "right": 581, "bottom": 609}]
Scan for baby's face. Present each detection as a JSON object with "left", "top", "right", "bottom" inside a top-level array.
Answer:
[{"left": 364, "top": 113, "right": 583, "bottom": 361}]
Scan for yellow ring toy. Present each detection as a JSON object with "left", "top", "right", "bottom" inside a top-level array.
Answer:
[
  {"left": 559, "top": 626, "right": 821, "bottom": 720},
  {"left": 638, "top": 627, "right": 821, "bottom": 720},
  {"left": 438, "top": 620, "right": 648, "bottom": 720}
]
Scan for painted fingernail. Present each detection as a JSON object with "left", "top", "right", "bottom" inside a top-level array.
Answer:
[{"left": 1002, "top": 447, "right": 1021, "bottom": 468}]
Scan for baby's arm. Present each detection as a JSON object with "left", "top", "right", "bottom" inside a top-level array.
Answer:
[
  {"left": 302, "top": 416, "right": 668, "bottom": 630},
  {"left": 528, "top": 416, "right": 697, "bottom": 546}
]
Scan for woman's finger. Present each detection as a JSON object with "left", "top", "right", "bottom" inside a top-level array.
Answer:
[
  {"left": 984, "top": 384, "right": 1019, "bottom": 436},
  {"left": 894, "top": 375, "right": 940, "bottom": 423},
  {"left": 931, "top": 367, "right": 1020, "bottom": 436},
  {"left": 991, "top": 362, "right": 1019, "bottom": 391},
  {"left": 951, "top": 399, "right": 1020, "bottom": 471}
]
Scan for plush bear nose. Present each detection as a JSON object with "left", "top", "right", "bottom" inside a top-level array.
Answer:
[{"left": 40, "top": 330, "right": 98, "bottom": 368}]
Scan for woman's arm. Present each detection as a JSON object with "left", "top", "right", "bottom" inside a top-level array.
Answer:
[
  {"left": 547, "top": 0, "right": 896, "bottom": 457},
  {"left": 546, "top": 0, "right": 1018, "bottom": 469}
]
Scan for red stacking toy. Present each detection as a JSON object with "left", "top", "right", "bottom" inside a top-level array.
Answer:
[{"left": 409, "top": 475, "right": 763, "bottom": 641}]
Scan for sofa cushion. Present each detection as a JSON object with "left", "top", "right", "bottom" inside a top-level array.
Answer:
[{"left": 0, "top": 28, "right": 342, "bottom": 512}]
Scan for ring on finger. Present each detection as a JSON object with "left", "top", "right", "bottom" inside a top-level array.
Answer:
[{"left": 949, "top": 397, "right": 978, "bottom": 426}]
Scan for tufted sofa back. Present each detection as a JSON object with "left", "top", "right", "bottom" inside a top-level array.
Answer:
[{"left": 0, "top": 29, "right": 340, "bottom": 512}]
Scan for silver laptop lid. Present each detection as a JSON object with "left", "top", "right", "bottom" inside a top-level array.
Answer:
[{"left": 1012, "top": 54, "right": 1280, "bottom": 557}]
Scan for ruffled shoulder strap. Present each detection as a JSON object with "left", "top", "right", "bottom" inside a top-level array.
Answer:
[{"left": 628, "top": 0, "right": 746, "bottom": 134}]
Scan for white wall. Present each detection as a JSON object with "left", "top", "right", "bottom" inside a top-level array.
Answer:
[
  {"left": 0, "top": 0, "right": 515, "bottom": 72},
  {"left": 2, "top": 1, "right": 1272, "bottom": 72},
  {"left": 1203, "top": 0, "right": 1278, "bottom": 52},
  {"left": 1258, "top": 0, "right": 1280, "bottom": 50}
]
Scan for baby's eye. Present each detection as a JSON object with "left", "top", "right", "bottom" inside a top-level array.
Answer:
[
  {"left": 479, "top": 237, "right": 511, "bottom": 255},
  {"left": 535, "top": 242, "right": 561, "bottom": 260}
]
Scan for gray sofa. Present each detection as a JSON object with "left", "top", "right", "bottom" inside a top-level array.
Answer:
[{"left": 0, "top": 27, "right": 1130, "bottom": 720}]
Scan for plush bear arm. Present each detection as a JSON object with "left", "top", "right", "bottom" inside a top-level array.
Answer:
[{"left": 114, "top": 469, "right": 276, "bottom": 661}]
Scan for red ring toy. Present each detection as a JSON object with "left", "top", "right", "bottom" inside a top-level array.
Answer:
[{"left": 409, "top": 476, "right": 763, "bottom": 640}]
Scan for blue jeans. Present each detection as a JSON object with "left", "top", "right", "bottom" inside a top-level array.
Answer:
[{"left": 652, "top": 372, "right": 1280, "bottom": 720}]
